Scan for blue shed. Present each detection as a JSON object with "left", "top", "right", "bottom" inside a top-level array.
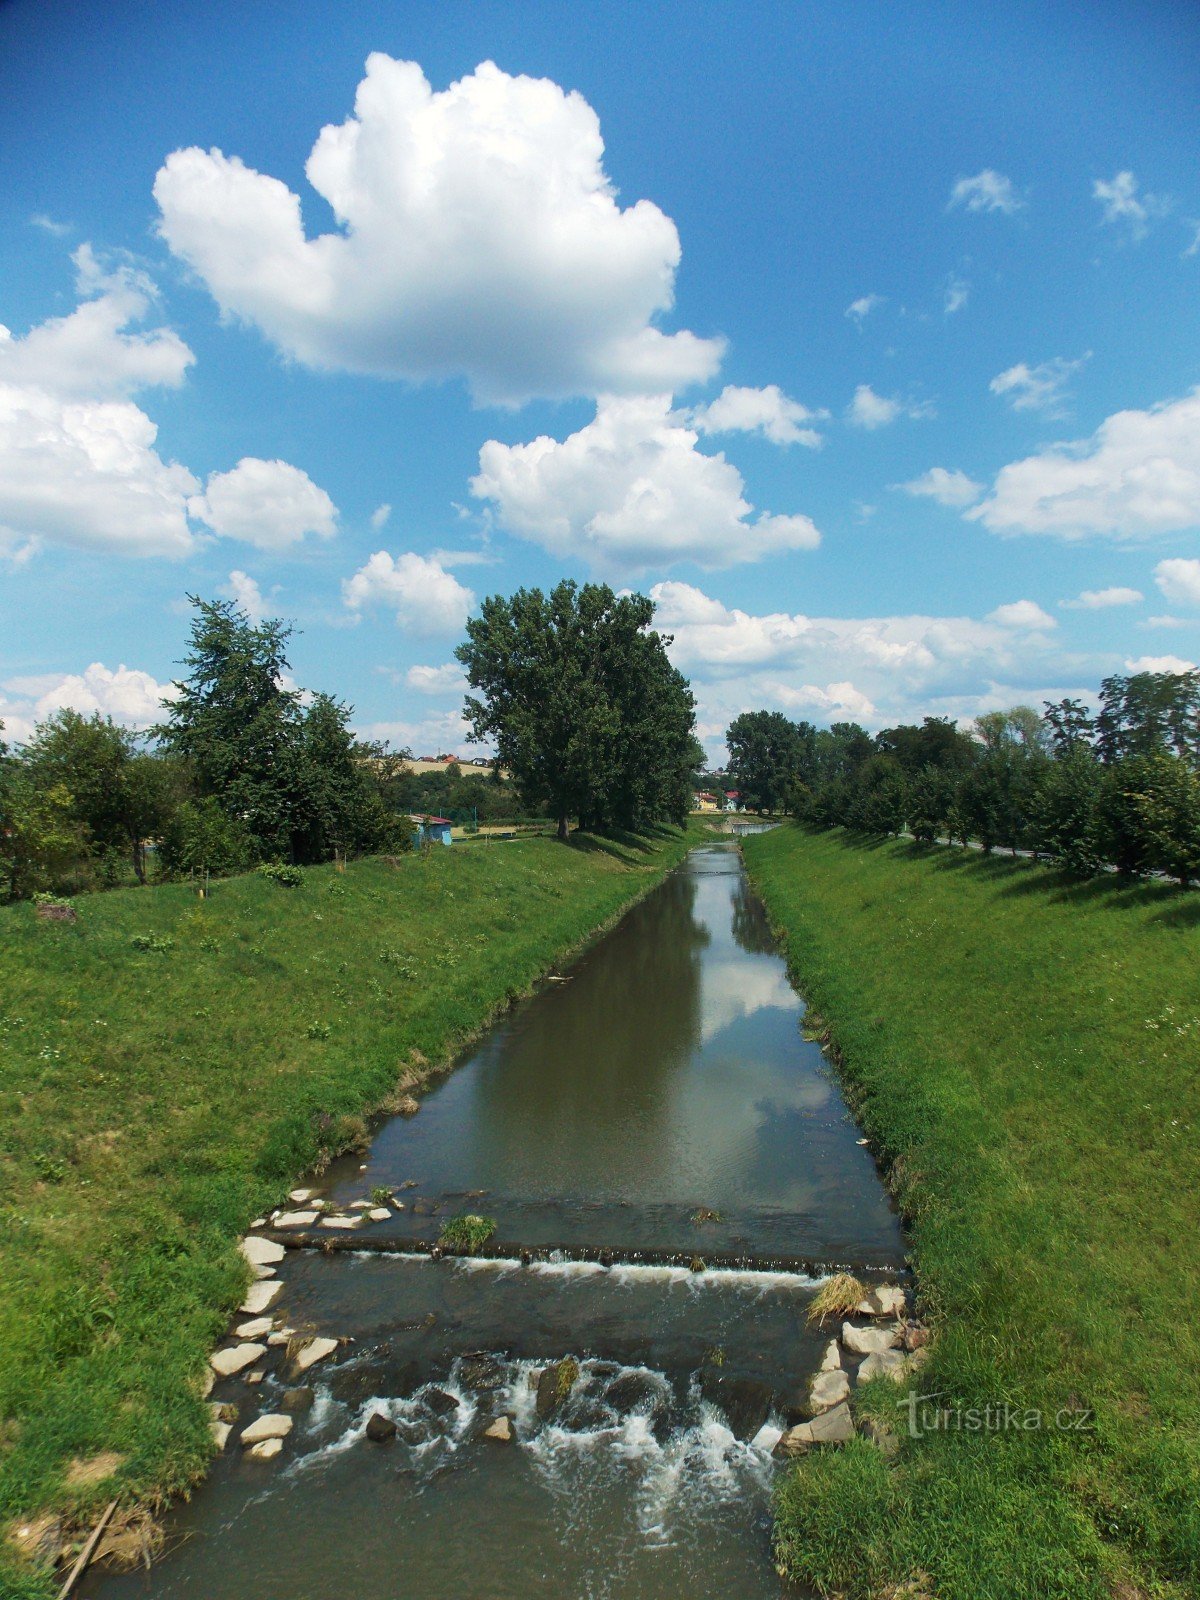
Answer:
[{"left": 414, "top": 816, "right": 453, "bottom": 847}]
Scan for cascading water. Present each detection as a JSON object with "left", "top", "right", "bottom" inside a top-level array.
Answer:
[{"left": 82, "top": 845, "right": 904, "bottom": 1600}]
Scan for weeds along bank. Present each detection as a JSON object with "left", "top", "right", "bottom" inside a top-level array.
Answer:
[
  {"left": 0, "top": 826, "right": 692, "bottom": 1598},
  {"left": 742, "top": 824, "right": 1200, "bottom": 1600}
]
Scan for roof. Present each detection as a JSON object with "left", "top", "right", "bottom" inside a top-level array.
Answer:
[{"left": 424, "top": 816, "right": 452, "bottom": 826}]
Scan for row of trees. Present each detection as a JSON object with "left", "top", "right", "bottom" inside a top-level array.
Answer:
[
  {"left": 726, "top": 670, "right": 1200, "bottom": 886},
  {"left": 2, "top": 582, "right": 701, "bottom": 899},
  {"left": 0, "top": 598, "right": 411, "bottom": 900},
  {"left": 457, "top": 581, "right": 703, "bottom": 840}
]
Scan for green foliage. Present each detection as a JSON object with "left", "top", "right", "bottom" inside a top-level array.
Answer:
[
  {"left": 457, "top": 580, "right": 700, "bottom": 839},
  {"left": 258, "top": 861, "right": 305, "bottom": 888},
  {"left": 747, "top": 825, "right": 1200, "bottom": 1599},
  {"left": 0, "top": 777, "right": 92, "bottom": 899},
  {"left": 0, "top": 826, "right": 693, "bottom": 1596},
  {"left": 725, "top": 709, "right": 813, "bottom": 813},
  {"left": 158, "top": 795, "right": 255, "bottom": 879},
  {"left": 129, "top": 932, "right": 175, "bottom": 954},
  {"left": 438, "top": 1212, "right": 498, "bottom": 1251}
]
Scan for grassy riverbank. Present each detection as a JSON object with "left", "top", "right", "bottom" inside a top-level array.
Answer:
[
  {"left": 0, "top": 825, "right": 694, "bottom": 1595},
  {"left": 743, "top": 826, "right": 1199, "bottom": 1600}
]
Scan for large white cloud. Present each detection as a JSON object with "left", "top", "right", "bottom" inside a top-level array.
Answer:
[
  {"left": 405, "top": 661, "right": 468, "bottom": 695},
  {"left": 154, "top": 55, "right": 722, "bottom": 405},
  {"left": 189, "top": 458, "right": 337, "bottom": 549},
  {"left": 690, "top": 384, "right": 825, "bottom": 447},
  {"left": 0, "top": 245, "right": 193, "bottom": 399},
  {"left": 0, "top": 661, "right": 176, "bottom": 745},
  {"left": 343, "top": 549, "right": 475, "bottom": 634},
  {"left": 471, "top": 394, "right": 820, "bottom": 576},
  {"left": 971, "top": 390, "right": 1200, "bottom": 540},
  {"left": 647, "top": 580, "right": 1090, "bottom": 748},
  {"left": 1154, "top": 558, "right": 1200, "bottom": 607}
]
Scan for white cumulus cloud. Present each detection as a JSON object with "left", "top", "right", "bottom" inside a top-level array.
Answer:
[
  {"left": 1060, "top": 586, "right": 1143, "bottom": 610},
  {"left": 990, "top": 353, "right": 1089, "bottom": 416},
  {"left": 153, "top": 55, "right": 723, "bottom": 405},
  {"left": 471, "top": 393, "right": 821, "bottom": 577},
  {"left": 1092, "top": 171, "right": 1167, "bottom": 240},
  {"left": 896, "top": 467, "right": 983, "bottom": 508},
  {"left": 220, "top": 569, "right": 268, "bottom": 621},
  {"left": 405, "top": 662, "right": 468, "bottom": 695},
  {"left": 1125, "top": 654, "right": 1195, "bottom": 674},
  {"left": 0, "top": 661, "right": 175, "bottom": 745},
  {"left": 948, "top": 170, "right": 1024, "bottom": 215},
  {"left": 190, "top": 457, "right": 337, "bottom": 550},
  {"left": 343, "top": 550, "right": 475, "bottom": 634},
  {"left": 846, "top": 384, "right": 933, "bottom": 430},
  {"left": 970, "top": 389, "right": 1200, "bottom": 540},
  {"left": 370, "top": 503, "right": 391, "bottom": 530},
  {"left": 987, "top": 600, "right": 1056, "bottom": 630},
  {"left": 1154, "top": 557, "right": 1200, "bottom": 607},
  {"left": 690, "top": 384, "right": 825, "bottom": 447}
]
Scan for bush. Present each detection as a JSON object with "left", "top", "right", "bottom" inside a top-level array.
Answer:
[
  {"left": 439, "top": 1213, "right": 497, "bottom": 1252},
  {"left": 258, "top": 861, "right": 304, "bottom": 888},
  {"left": 159, "top": 796, "right": 254, "bottom": 880}
]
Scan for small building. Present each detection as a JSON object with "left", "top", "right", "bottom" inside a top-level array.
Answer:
[
  {"left": 412, "top": 812, "right": 451, "bottom": 851},
  {"left": 693, "top": 790, "right": 721, "bottom": 812}
]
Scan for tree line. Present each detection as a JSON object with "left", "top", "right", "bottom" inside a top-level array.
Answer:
[
  {"left": 1, "top": 581, "right": 700, "bottom": 900},
  {"left": 726, "top": 669, "right": 1200, "bottom": 886}
]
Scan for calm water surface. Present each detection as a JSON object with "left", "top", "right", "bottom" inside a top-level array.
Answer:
[{"left": 84, "top": 843, "right": 903, "bottom": 1600}]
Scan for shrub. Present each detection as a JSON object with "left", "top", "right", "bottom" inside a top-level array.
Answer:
[
  {"left": 439, "top": 1213, "right": 497, "bottom": 1252},
  {"left": 258, "top": 861, "right": 304, "bottom": 888},
  {"left": 129, "top": 933, "right": 175, "bottom": 954}
]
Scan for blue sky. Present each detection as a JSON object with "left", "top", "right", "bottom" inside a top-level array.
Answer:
[{"left": 1, "top": 0, "right": 1198, "bottom": 760}]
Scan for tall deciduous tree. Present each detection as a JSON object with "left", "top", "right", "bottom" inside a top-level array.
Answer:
[
  {"left": 726, "top": 711, "right": 813, "bottom": 814},
  {"left": 456, "top": 581, "right": 698, "bottom": 839}
]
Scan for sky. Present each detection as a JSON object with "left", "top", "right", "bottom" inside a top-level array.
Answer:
[{"left": 0, "top": 0, "right": 1198, "bottom": 762}]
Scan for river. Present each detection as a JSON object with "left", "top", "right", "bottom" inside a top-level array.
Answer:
[{"left": 84, "top": 840, "right": 903, "bottom": 1600}]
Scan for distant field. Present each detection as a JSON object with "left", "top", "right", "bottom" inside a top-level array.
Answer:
[
  {"left": 0, "top": 826, "right": 692, "bottom": 1598},
  {"left": 743, "top": 825, "right": 1200, "bottom": 1600}
]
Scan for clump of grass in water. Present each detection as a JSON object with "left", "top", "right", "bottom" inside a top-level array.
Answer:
[
  {"left": 806, "top": 1272, "right": 865, "bottom": 1325},
  {"left": 438, "top": 1214, "right": 497, "bottom": 1252}
]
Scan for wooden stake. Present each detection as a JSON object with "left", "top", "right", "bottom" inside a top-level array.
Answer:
[{"left": 57, "top": 1498, "right": 118, "bottom": 1600}]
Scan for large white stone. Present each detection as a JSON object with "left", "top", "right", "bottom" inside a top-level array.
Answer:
[
  {"left": 240, "top": 1236, "right": 285, "bottom": 1266},
  {"left": 819, "top": 1339, "right": 841, "bottom": 1372},
  {"left": 368, "top": 1208, "right": 391, "bottom": 1222},
  {"left": 292, "top": 1336, "right": 338, "bottom": 1373},
  {"left": 234, "top": 1317, "right": 274, "bottom": 1339},
  {"left": 482, "top": 1415, "right": 513, "bottom": 1442},
  {"left": 841, "top": 1322, "right": 900, "bottom": 1355},
  {"left": 349, "top": 1200, "right": 372, "bottom": 1210},
  {"left": 239, "top": 1414, "right": 293, "bottom": 1446},
  {"left": 856, "top": 1285, "right": 907, "bottom": 1319},
  {"left": 319, "top": 1215, "right": 362, "bottom": 1230},
  {"left": 248, "top": 1437, "right": 282, "bottom": 1460},
  {"left": 289, "top": 1188, "right": 314, "bottom": 1203},
  {"left": 809, "top": 1369, "right": 851, "bottom": 1412},
  {"left": 274, "top": 1211, "right": 317, "bottom": 1228},
  {"left": 240, "top": 1280, "right": 283, "bottom": 1315},
  {"left": 858, "top": 1349, "right": 910, "bottom": 1384},
  {"left": 210, "top": 1343, "right": 266, "bottom": 1378},
  {"left": 775, "top": 1402, "right": 854, "bottom": 1455}
]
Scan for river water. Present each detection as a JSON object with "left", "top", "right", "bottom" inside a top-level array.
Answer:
[{"left": 84, "top": 841, "right": 903, "bottom": 1600}]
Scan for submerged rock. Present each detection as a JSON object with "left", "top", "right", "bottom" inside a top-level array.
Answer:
[
  {"left": 700, "top": 1374, "right": 773, "bottom": 1441},
  {"left": 536, "top": 1357, "right": 581, "bottom": 1420},
  {"left": 841, "top": 1322, "right": 901, "bottom": 1355},
  {"left": 458, "top": 1352, "right": 507, "bottom": 1392},
  {"left": 424, "top": 1387, "right": 460, "bottom": 1418},
  {"left": 365, "top": 1411, "right": 397, "bottom": 1443},
  {"left": 603, "top": 1371, "right": 665, "bottom": 1418},
  {"left": 281, "top": 1387, "right": 314, "bottom": 1412}
]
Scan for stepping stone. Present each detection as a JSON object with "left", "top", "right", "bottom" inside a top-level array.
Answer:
[
  {"left": 235, "top": 1317, "right": 274, "bottom": 1339},
  {"left": 368, "top": 1208, "right": 391, "bottom": 1222},
  {"left": 240, "top": 1237, "right": 284, "bottom": 1267},
  {"left": 289, "top": 1189, "right": 314, "bottom": 1203},
  {"left": 809, "top": 1369, "right": 851, "bottom": 1413},
  {"left": 248, "top": 1438, "right": 282, "bottom": 1461},
  {"left": 274, "top": 1211, "right": 317, "bottom": 1228},
  {"left": 240, "top": 1281, "right": 283, "bottom": 1316},
  {"left": 267, "top": 1329, "right": 295, "bottom": 1346},
  {"left": 239, "top": 1414, "right": 293, "bottom": 1446},
  {"left": 858, "top": 1349, "right": 910, "bottom": 1384},
  {"left": 319, "top": 1215, "right": 362, "bottom": 1230},
  {"left": 210, "top": 1343, "right": 266, "bottom": 1378},
  {"left": 350, "top": 1200, "right": 373, "bottom": 1210},
  {"left": 292, "top": 1336, "right": 338, "bottom": 1373},
  {"left": 841, "top": 1322, "right": 900, "bottom": 1355}
]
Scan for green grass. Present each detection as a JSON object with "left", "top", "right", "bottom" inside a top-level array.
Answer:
[
  {"left": 743, "top": 825, "right": 1200, "bottom": 1600},
  {"left": 0, "top": 824, "right": 693, "bottom": 1595}
]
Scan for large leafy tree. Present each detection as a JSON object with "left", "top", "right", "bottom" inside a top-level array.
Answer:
[
  {"left": 1095, "top": 671, "right": 1200, "bottom": 764},
  {"left": 456, "top": 581, "right": 698, "bottom": 839},
  {"left": 726, "top": 711, "right": 813, "bottom": 814}
]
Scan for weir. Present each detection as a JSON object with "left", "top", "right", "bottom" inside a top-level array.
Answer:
[{"left": 83, "top": 841, "right": 905, "bottom": 1600}]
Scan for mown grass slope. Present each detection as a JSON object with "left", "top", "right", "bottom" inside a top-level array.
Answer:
[
  {"left": 0, "top": 826, "right": 692, "bottom": 1596},
  {"left": 743, "top": 825, "right": 1199, "bottom": 1600}
]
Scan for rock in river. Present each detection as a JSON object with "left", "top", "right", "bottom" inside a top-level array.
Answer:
[
  {"left": 699, "top": 1374, "right": 772, "bottom": 1441},
  {"left": 240, "top": 1237, "right": 285, "bottom": 1267},
  {"left": 483, "top": 1415, "right": 513, "bottom": 1443},
  {"left": 535, "top": 1357, "right": 580, "bottom": 1421},
  {"left": 292, "top": 1336, "right": 338, "bottom": 1373},
  {"left": 841, "top": 1321, "right": 901, "bottom": 1355},
  {"left": 808, "top": 1369, "right": 851, "bottom": 1413},
  {"left": 774, "top": 1402, "right": 855, "bottom": 1456},
  {"left": 210, "top": 1343, "right": 266, "bottom": 1378},
  {"left": 365, "top": 1411, "right": 397, "bottom": 1443},
  {"left": 240, "top": 1280, "right": 283, "bottom": 1316},
  {"left": 239, "top": 1414, "right": 293, "bottom": 1447}
]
